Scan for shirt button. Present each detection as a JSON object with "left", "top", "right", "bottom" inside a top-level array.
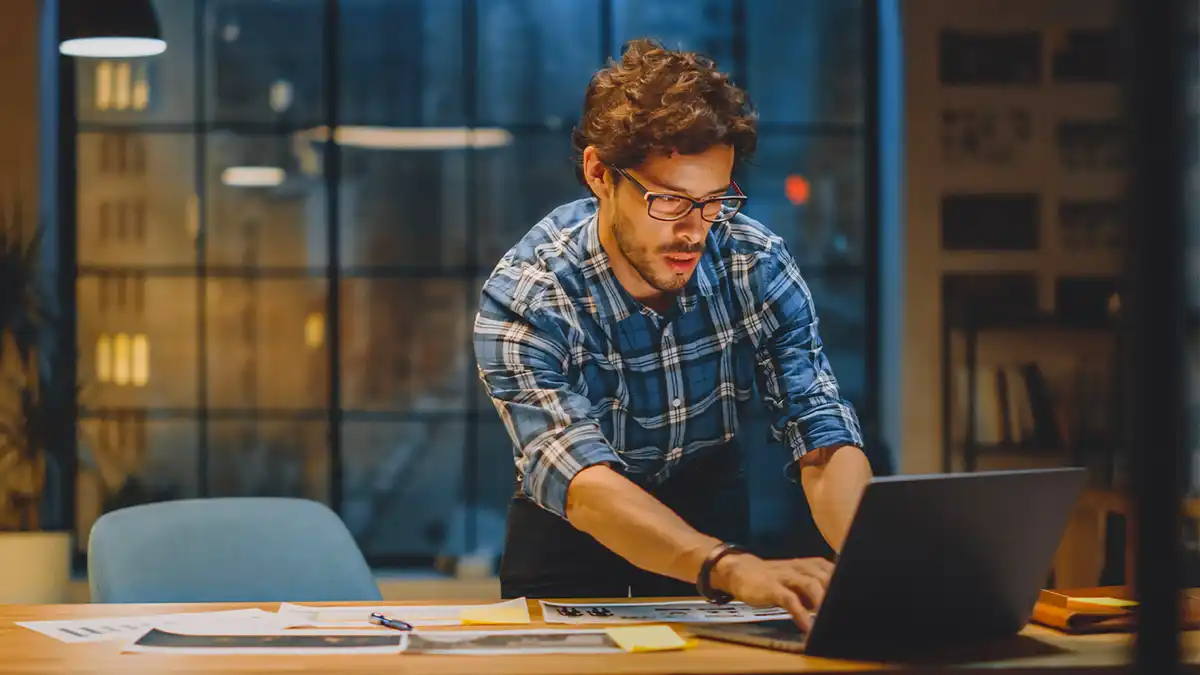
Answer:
[{"left": 672, "top": 398, "right": 682, "bottom": 407}]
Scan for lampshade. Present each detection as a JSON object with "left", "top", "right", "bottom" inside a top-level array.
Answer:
[{"left": 60, "top": 0, "right": 166, "bottom": 58}]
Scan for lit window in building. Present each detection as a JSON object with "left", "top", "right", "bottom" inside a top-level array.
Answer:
[
  {"left": 186, "top": 194, "right": 199, "bottom": 241},
  {"left": 113, "top": 333, "right": 131, "bottom": 385},
  {"left": 95, "top": 61, "right": 112, "bottom": 110},
  {"left": 95, "top": 334, "right": 112, "bottom": 382},
  {"left": 114, "top": 62, "right": 131, "bottom": 110},
  {"left": 270, "top": 79, "right": 294, "bottom": 113},
  {"left": 94, "top": 60, "right": 150, "bottom": 112},
  {"left": 96, "top": 332, "right": 149, "bottom": 387},
  {"left": 132, "top": 72, "right": 150, "bottom": 110},
  {"left": 131, "top": 334, "right": 149, "bottom": 387},
  {"left": 305, "top": 313, "right": 325, "bottom": 349}
]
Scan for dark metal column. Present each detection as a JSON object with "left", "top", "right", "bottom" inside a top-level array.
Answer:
[
  {"left": 43, "top": 0, "right": 79, "bottom": 537},
  {"left": 462, "top": 0, "right": 480, "bottom": 556},
  {"left": 862, "top": 0, "right": 881, "bottom": 450},
  {"left": 322, "top": 0, "right": 344, "bottom": 515},
  {"left": 1123, "top": 0, "right": 1187, "bottom": 672},
  {"left": 194, "top": 0, "right": 210, "bottom": 497}
]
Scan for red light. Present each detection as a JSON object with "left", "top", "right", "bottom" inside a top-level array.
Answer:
[{"left": 785, "top": 175, "right": 810, "bottom": 205}]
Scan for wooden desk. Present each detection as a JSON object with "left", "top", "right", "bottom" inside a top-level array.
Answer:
[{"left": 1, "top": 598, "right": 1195, "bottom": 674}]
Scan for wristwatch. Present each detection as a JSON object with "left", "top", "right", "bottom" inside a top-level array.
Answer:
[{"left": 696, "top": 542, "right": 748, "bottom": 604}]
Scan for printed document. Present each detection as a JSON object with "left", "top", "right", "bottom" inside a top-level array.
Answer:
[
  {"left": 276, "top": 597, "right": 530, "bottom": 628},
  {"left": 18, "top": 608, "right": 284, "bottom": 644},
  {"left": 540, "top": 600, "right": 789, "bottom": 624}
]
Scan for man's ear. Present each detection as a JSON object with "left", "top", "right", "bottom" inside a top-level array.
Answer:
[{"left": 581, "top": 146, "right": 611, "bottom": 198}]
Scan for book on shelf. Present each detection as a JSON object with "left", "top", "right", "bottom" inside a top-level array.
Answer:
[{"left": 955, "top": 361, "right": 1069, "bottom": 450}]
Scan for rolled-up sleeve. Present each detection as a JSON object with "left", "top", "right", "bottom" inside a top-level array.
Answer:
[
  {"left": 751, "top": 243, "right": 864, "bottom": 480},
  {"left": 474, "top": 286, "right": 622, "bottom": 518}
]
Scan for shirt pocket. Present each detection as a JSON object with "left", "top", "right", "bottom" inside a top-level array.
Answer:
[
  {"left": 718, "top": 332, "right": 755, "bottom": 404},
  {"left": 754, "top": 347, "right": 785, "bottom": 409}
]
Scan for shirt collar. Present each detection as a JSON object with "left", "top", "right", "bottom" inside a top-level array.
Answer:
[{"left": 579, "top": 210, "right": 717, "bottom": 326}]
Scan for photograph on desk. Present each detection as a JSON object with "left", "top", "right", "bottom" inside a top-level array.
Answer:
[
  {"left": 403, "top": 629, "right": 626, "bottom": 655},
  {"left": 122, "top": 627, "right": 647, "bottom": 656},
  {"left": 123, "top": 629, "right": 407, "bottom": 655}
]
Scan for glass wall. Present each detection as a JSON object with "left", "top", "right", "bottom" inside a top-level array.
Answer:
[{"left": 68, "top": 0, "right": 871, "bottom": 568}]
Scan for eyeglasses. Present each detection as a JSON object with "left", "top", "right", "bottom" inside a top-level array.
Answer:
[{"left": 611, "top": 166, "right": 747, "bottom": 223}]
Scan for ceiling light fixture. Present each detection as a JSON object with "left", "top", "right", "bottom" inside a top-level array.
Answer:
[
  {"left": 221, "top": 166, "right": 285, "bottom": 188},
  {"left": 299, "top": 126, "right": 513, "bottom": 150},
  {"left": 60, "top": 0, "right": 166, "bottom": 58}
]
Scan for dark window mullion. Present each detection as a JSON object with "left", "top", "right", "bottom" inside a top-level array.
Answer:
[
  {"left": 323, "top": 0, "right": 344, "bottom": 516},
  {"left": 462, "top": 0, "right": 481, "bottom": 557},
  {"left": 194, "top": 0, "right": 210, "bottom": 497}
]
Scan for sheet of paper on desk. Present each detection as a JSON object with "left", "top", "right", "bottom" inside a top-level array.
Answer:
[
  {"left": 122, "top": 627, "right": 632, "bottom": 656},
  {"left": 122, "top": 628, "right": 407, "bottom": 655},
  {"left": 17, "top": 608, "right": 284, "bottom": 644},
  {"left": 276, "top": 597, "right": 530, "bottom": 628},
  {"left": 540, "top": 600, "right": 790, "bottom": 624},
  {"left": 404, "top": 629, "right": 624, "bottom": 655}
]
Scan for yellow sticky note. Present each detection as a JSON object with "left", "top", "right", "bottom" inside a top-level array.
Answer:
[
  {"left": 604, "top": 625, "right": 694, "bottom": 653},
  {"left": 1071, "top": 596, "right": 1138, "bottom": 609},
  {"left": 459, "top": 601, "right": 531, "bottom": 625}
]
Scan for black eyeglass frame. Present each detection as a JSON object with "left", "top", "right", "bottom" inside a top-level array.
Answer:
[{"left": 610, "top": 166, "right": 748, "bottom": 223}]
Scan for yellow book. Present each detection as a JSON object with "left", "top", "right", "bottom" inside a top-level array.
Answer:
[{"left": 1068, "top": 596, "right": 1138, "bottom": 611}]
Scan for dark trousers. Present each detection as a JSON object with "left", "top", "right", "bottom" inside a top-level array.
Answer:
[{"left": 498, "top": 445, "right": 750, "bottom": 599}]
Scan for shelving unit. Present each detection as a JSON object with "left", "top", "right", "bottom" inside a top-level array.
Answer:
[
  {"left": 920, "top": 2, "right": 1128, "bottom": 484},
  {"left": 939, "top": 303, "right": 1121, "bottom": 480}
]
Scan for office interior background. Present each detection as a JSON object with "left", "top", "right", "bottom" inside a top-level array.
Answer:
[
  {"left": 0, "top": 0, "right": 1191, "bottom": 622},
  {"left": 8, "top": 0, "right": 874, "bottom": 575}
]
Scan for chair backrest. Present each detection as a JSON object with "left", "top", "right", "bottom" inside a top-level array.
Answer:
[{"left": 88, "top": 497, "right": 383, "bottom": 603}]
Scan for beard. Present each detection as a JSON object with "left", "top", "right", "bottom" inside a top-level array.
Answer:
[{"left": 611, "top": 206, "right": 704, "bottom": 293}]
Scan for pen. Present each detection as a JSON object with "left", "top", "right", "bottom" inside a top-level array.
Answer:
[{"left": 369, "top": 612, "right": 414, "bottom": 631}]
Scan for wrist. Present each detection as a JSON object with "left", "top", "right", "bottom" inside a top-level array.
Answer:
[
  {"left": 696, "top": 542, "right": 752, "bottom": 603},
  {"left": 710, "top": 549, "right": 754, "bottom": 592}
]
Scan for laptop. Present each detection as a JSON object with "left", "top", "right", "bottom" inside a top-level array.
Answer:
[{"left": 686, "top": 467, "right": 1086, "bottom": 658}]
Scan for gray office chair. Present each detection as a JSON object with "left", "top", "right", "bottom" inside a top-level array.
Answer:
[{"left": 88, "top": 497, "right": 383, "bottom": 603}]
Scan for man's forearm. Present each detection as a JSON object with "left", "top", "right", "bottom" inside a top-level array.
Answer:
[
  {"left": 565, "top": 464, "right": 722, "bottom": 584},
  {"left": 800, "top": 445, "right": 873, "bottom": 552}
]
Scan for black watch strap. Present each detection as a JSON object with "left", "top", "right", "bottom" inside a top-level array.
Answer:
[{"left": 696, "top": 542, "right": 747, "bottom": 604}]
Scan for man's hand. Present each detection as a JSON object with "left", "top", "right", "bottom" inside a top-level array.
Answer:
[{"left": 710, "top": 553, "right": 833, "bottom": 632}]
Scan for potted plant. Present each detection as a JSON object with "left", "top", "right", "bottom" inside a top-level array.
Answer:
[{"left": 0, "top": 204, "right": 73, "bottom": 603}]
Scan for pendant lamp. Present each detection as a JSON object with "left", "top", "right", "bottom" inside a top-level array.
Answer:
[{"left": 60, "top": 0, "right": 166, "bottom": 58}]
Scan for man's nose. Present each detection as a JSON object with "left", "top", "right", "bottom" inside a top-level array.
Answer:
[{"left": 676, "top": 211, "right": 706, "bottom": 244}]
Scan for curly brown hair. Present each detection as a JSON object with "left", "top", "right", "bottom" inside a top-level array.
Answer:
[{"left": 572, "top": 38, "right": 758, "bottom": 185}]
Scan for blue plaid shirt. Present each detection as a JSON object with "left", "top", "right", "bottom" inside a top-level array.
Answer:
[{"left": 474, "top": 198, "right": 863, "bottom": 518}]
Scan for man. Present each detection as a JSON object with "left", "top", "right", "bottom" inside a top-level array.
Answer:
[{"left": 474, "top": 38, "right": 872, "bottom": 630}]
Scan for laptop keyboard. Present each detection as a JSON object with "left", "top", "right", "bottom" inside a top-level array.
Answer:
[{"left": 744, "top": 620, "right": 807, "bottom": 638}]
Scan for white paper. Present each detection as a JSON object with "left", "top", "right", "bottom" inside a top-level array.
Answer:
[
  {"left": 540, "top": 600, "right": 790, "bottom": 624},
  {"left": 403, "top": 629, "right": 623, "bottom": 655},
  {"left": 122, "top": 628, "right": 407, "bottom": 655},
  {"left": 122, "top": 626, "right": 623, "bottom": 656},
  {"left": 17, "top": 608, "right": 284, "bottom": 644},
  {"left": 276, "top": 597, "right": 528, "bottom": 628}
]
